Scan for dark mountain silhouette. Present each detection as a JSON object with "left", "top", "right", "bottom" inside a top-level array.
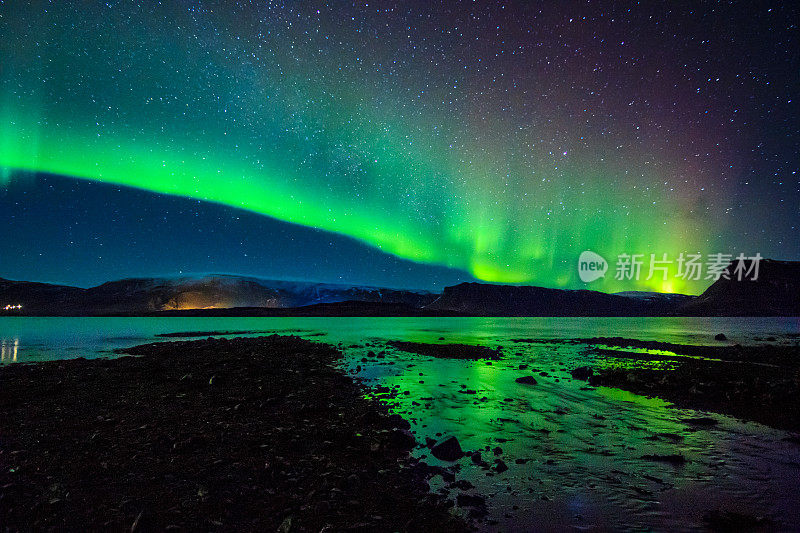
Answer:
[
  {"left": 1, "top": 259, "right": 796, "bottom": 316},
  {"left": 678, "top": 259, "right": 800, "bottom": 316},
  {"left": 425, "top": 282, "right": 657, "bottom": 316},
  {"left": 0, "top": 278, "right": 86, "bottom": 312},
  {"left": 0, "top": 275, "right": 436, "bottom": 316}
]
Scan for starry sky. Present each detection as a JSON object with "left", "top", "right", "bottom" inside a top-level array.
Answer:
[{"left": 0, "top": 1, "right": 797, "bottom": 293}]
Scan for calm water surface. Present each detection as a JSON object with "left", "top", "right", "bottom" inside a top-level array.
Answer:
[
  {"left": 1, "top": 316, "right": 799, "bottom": 531},
  {"left": 0, "top": 316, "right": 798, "bottom": 363}
]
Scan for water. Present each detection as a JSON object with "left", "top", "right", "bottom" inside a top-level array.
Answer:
[
  {"left": 1, "top": 316, "right": 799, "bottom": 530},
  {"left": 1, "top": 316, "right": 798, "bottom": 364}
]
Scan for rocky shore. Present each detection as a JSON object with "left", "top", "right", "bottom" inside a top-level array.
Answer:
[
  {"left": 0, "top": 336, "right": 468, "bottom": 531},
  {"left": 570, "top": 338, "right": 800, "bottom": 431},
  {"left": 387, "top": 341, "right": 501, "bottom": 360}
]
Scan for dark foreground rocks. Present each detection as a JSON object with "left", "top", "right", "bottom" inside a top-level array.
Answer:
[
  {"left": 431, "top": 437, "right": 464, "bottom": 462},
  {"left": 571, "top": 340, "right": 800, "bottom": 431},
  {"left": 0, "top": 335, "right": 468, "bottom": 532}
]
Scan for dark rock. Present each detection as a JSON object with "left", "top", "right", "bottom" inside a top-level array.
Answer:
[
  {"left": 515, "top": 376, "right": 538, "bottom": 385},
  {"left": 682, "top": 416, "right": 718, "bottom": 426},
  {"left": 425, "top": 465, "right": 456, "bottom": 483},
  {"left": 450, "top": 479, "right": 474, "bottom": 490},
  {"left": 714, "top": 333, "right": 727, "bottom": 341},
  {"left": 387, "top": 414, "right": 411, "bottom": 430},
  {"left": 388, "top": 341, "right": 501, "bottom": 360},
  {"left": 783, "top": 434, "right": 800, "bottom": 445},
  {"left": 0, "top": 335, "right": 468, "bottom": 532},
  {"left": 494, "top": 460, "right": 508, "bottom": 473},
  {"left": 431, "top": 437, "right": 464, "bottom": 461},
  {"left": 587, "top": 375, "right": 603, "bottom": 387},
  {"left": 456, "top": 494, "right": 485, "bottom": 508},
  {"left": 703, "top": 510, "right": 773, "bottom": 531},
  {"left": 387, "top": 430, "right": 416, "bottom": 450},
  {"left": 640, "top": 454, "right": 687, "bottom": 465},
  {"left": 570, "top": 366, "right": 594, "bottom": 380}
]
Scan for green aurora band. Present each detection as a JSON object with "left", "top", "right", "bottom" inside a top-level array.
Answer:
[{"left": 0, "top": 3, "right": 726, "bottom": 293}]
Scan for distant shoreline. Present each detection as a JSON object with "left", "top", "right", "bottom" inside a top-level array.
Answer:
[
  {"left": 4, "top": 309, "right": 800, "bottom": 317},
  {"left": 3, "top": 260, "right": 799, "bottom": 316}
]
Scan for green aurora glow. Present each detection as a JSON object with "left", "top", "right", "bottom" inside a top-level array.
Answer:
[{"left": 0, "top": 2, "right": 732, "bottom": 293}]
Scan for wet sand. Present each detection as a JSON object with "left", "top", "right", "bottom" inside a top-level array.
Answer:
[{"left": 0, "top": 336, "right": 466, "bottom": 531}]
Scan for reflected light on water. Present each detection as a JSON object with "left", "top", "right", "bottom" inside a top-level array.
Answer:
[
  {"left": 0, "top": 317, "right": 798, "bottom": 528},
  {"left": 1, "top": 338, "right": 19, "bottom": 362}
]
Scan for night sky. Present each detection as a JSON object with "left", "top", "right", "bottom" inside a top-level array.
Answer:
[{"left": 0, "top": 1, "right": 797, "bottom": 293}]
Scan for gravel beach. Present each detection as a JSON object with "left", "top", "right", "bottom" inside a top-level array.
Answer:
[{"left": 0, "top": 335, "right": 468, "bottom": 532}]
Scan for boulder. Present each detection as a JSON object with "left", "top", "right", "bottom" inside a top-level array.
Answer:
[
  {"left": 571, "top": 366, "right": 594, "bottom": 380},
  {"left": 431, "top": 436, "right": 464, "bottom": 461},
  {"left": 456, "top": 494, "right": 485, "bottom": 508}
]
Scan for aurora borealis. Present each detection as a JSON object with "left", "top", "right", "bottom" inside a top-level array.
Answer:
[{"left": 1, "top": 1, "right": 797, "bottom": 292}]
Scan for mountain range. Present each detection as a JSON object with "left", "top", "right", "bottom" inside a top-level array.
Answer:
[{"left": 0, "top": 259, "right": 797, "bottom": 316}]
